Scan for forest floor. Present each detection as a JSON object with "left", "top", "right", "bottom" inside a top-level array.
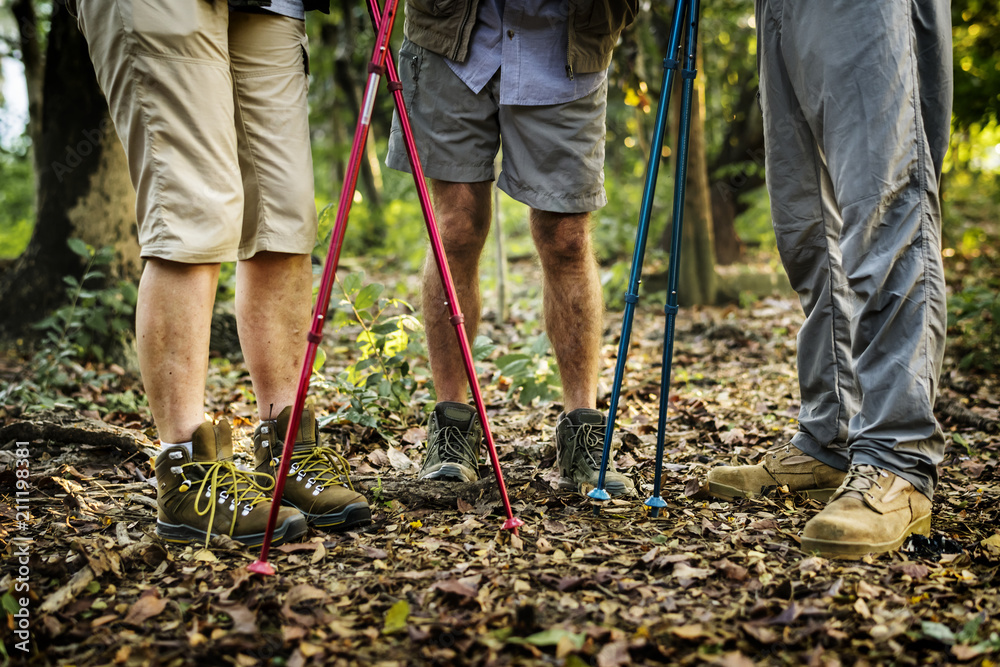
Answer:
[{"left": 2, "top": 258, "right": 1000, "bottom": 667}]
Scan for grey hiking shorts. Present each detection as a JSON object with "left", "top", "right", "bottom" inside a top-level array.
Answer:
[
  {"left": 385, "top": 38, "right": 608, "bottom": 214},
  {"left": 757, "top": 0, "right": 952, "bottom": 498}
]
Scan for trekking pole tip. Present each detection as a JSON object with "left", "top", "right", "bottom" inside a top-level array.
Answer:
[
  {"left": 248, "top": 560, "right": 276, "bottom": 576},
  {"left": 502, "top": 517, "right": 525, "bottom": 532},
  {"left": 643, "top": 496, "right": 667, "bottom": 518},
  {"left": 587, "top": 488, "right": 611, "bottom": 501}
]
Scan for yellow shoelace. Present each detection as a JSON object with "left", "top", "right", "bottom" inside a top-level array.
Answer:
[
  {"left": 289, "top": 446, "right": 356, "bottom": 492},
  {"left": 185, "top": 460, "right": 275, "bottom": 546}
]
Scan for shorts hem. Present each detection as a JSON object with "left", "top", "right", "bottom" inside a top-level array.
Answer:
[
  {"left": 140, "top": 245, "right": 237, "bottom": 264},
  {"left": 498, "top": 174, "right": 606, "bottom": 214},
  {"left": 386, "top": 142, "right": 495, "bottom": 183}
]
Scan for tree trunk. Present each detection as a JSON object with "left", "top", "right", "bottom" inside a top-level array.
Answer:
[
  {"left": 707, "top": 82, "right": 765, "bottom": 265},
  {"left": 663, "top": 55, "right": 716, "bottom": 307},
  {"left": 11, "top": 0, "right": 43, "bottom": 170},
  {"left": 0, "top": 5, "right": 139, "bottom": 339}
]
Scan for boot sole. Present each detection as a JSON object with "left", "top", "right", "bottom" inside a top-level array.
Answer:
[
  {"left": 292, "top": 501, "right": 372, "bottom": 531},
  {"left": 800, "top": 512, "right": 932, "bottom": 559},
  {"left": 156, "top": 513, "right": 307, "bottom": 549},
  {"left": 559, "top": 477, "right": 634, "bottom": 497},
  {"left": 707, "top": 481, "right": 838, "bottom": 503},
  {"left": 419, "top": 463, "right": 478, "bottom": 484}
]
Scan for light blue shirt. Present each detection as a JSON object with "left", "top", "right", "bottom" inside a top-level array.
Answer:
[{"left": 446, "top": 0, "right": 607, "bottom": 106}]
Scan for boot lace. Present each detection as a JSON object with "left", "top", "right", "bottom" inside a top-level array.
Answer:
[
  {"left": 566, "top": 421, "right": 604, "bottom": 473},
  {"left": 434, "top": 426, "right": 479, "bottom": 469},
  {"left": 842, "top": 464, "right": 887, "bottom": 494},
  {"left": 286, "top": 446, "right": 356, "bottom": 493},
  {"left": 184, "top": 460, "right": 274, "bottom": 546}
]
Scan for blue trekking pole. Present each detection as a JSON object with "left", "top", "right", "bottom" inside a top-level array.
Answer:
[{"left": 588, "top": 0, "right": 701, "bottom": 516}]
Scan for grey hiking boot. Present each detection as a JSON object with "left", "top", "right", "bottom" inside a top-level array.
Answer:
[
  {"left": 253, "top": 406, "right": 372, "bottom": 532},
  {"left": 417, "top": 402, "right": 482, "bottom": 483},
  {"left": 155, "top": 419, "right": 307, "bottom": 547},
  {"left": 556, "top": 408, "right": 635, "bottom": 497},
  {"left": 706, "top": 442, "right": 847, "bottom": 502}
]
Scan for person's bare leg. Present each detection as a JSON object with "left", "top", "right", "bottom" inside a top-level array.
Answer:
[
  {"left": 235, "top": 251, "right": 312, "bottom": 420},
  {"left": 422, "top": 180, "right": 493, "bottom": 402},
  {"left": 136, "top": 259, "right": 220, "bottom": 444},
  {"left": 530, "top": 209, "right": 603, "bottom": 412}
]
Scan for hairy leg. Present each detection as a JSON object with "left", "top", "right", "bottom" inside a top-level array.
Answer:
[
  {"left": 235, "top": 251, "right": 312, "bottom": 420},
  {"left": 530, "top": 209, "right": 603, "bottom": 412},
  {"left": 422, "top": 180, "right": 493, "bottom": 403},
  {"left": 136, "top": 259, "right": 220, "bottom": 443}
]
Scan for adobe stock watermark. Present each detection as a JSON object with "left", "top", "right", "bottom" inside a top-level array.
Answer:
[
  {"left": 11, "top": 441, "right": 32, "bottom": 654},
  {"left": 50, "top": 118, "right": 114, "bottom": 184}
]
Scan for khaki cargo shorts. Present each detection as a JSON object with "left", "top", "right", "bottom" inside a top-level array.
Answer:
[
  {"left": 385, "top": 38, "right": 608, "bottom": 214},
  {"left": 73, "top": 0, "right": 317, "bottom": 263}
]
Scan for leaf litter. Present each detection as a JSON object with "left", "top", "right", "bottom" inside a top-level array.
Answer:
[{"left": 2, "top": 276, "right": 1000, "bottom": 666}]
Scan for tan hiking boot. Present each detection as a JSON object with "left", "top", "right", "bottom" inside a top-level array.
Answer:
[
  {"left": 801, "top": 464, "right": 932, "bottom": 559},
  {"left": 253, "top": 406, "right": 371, "bottom": 531},
  {"left": 155, "top": 419, "right": 307, "bottom": 547},
  {"left": 706, "top": 443, "right": 847, "bottom": 501}
]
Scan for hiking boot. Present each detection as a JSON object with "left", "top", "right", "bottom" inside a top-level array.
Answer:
[
  {"left": 155, "top": 419, "right": 307, "bottom": 547},
  {"left": 417, "top": 402, "right": 482, "bottom": 483},
  {"left": 706, "top": 443, "right": 847, "bottom": 501},
  {"left": 801, "top": 464, "right": 932, "bottom": 559},
  {"left": 556, "top": 408, "right": 635, "bottom": 497},
  {"left": 254, "top": 406, "right": 371, "bottom": 531}
]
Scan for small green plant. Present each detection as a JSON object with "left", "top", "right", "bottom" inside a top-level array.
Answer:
[
  {"left": 311, "top": 271, "right": 424, "bottom": 440},
  {"left": 494, "top": 332, "right": 562, "bottom": 405},
  {"left": 948, "top": 261, "right": 1000, "bottom": 372},
  {"left": 33, "top": 239, "right": 138, "bottom": 363},
  {"left": 0, "top": 239, "right": 139, "bottom": 411}
]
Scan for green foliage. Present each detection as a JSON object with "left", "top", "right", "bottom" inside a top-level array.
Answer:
[
  {"left": 942, "top": 167, "right": 1000, "bottom": 374},
  {"left": 948, "top": 279, "right": 1000, "bottom": 371},
  {"left": 952, "top": 1, "right": 1000, "bottom": 130},
  {"left": 0, "top": 144, "right": 34, "bottom": 258},
  {"left": 0, "top": 239, "right": 141, "bottom": 412},
  {"left": 33, "top": 238, "right": 137, "bottom": 363},
  {"left": 311, "top": 271, "right": 424, "bottom": 441},
  {"left": 493, "top": 333, "right": 562, "bottom": 406}
]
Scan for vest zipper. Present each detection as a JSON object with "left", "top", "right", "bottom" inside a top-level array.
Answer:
[{"left": 452, "top": 0, "right": 477, "bottom": 62}]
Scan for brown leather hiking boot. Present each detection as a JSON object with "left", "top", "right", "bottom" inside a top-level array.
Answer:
[
  {"left": 253, "top": 406, "right": 371, "bottom": 531},
  {"left": 801, "top": 464, "right": 932, "bottom": 559},
  {"left": 155, "top": 419, "right": 307, "bottom": 547},
  {"left": 706, "top": 443, "right": 847, "bottom": 501}
]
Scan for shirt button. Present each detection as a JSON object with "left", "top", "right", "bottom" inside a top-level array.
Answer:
[{"left": 507, "top": 29, "right": 515, "bottom": 39}]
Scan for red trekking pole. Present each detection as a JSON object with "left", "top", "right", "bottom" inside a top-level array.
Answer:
[
  {"left": 249, "top": 0, "right": 521, "bottom": 576},
  {"left": 364, "top": 0, "right": 523, "bottom": 536}
]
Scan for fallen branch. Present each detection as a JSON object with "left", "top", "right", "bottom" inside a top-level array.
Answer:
[{"left": 0, "top": 410, "right": 158, "bottom": 457}]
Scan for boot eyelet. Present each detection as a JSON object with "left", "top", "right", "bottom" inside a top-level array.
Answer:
[{"left": 179, "top": 479, "right": 191, "bottom": 492}]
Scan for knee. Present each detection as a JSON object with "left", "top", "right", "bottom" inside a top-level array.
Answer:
[
  {"left": 431, "top": 181, "right": 492, "bottom": 256},
  {"left": 531, "top": 212, "right": 593, "bottom": 266}
]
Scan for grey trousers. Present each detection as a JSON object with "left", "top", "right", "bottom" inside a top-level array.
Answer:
[{"left": 757, "top": 0, "right": 952, "bottom": 499}]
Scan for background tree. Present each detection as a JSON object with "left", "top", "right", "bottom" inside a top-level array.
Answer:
[{"left": 0, "top": 2, "right": 138, "bottom": 338}]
